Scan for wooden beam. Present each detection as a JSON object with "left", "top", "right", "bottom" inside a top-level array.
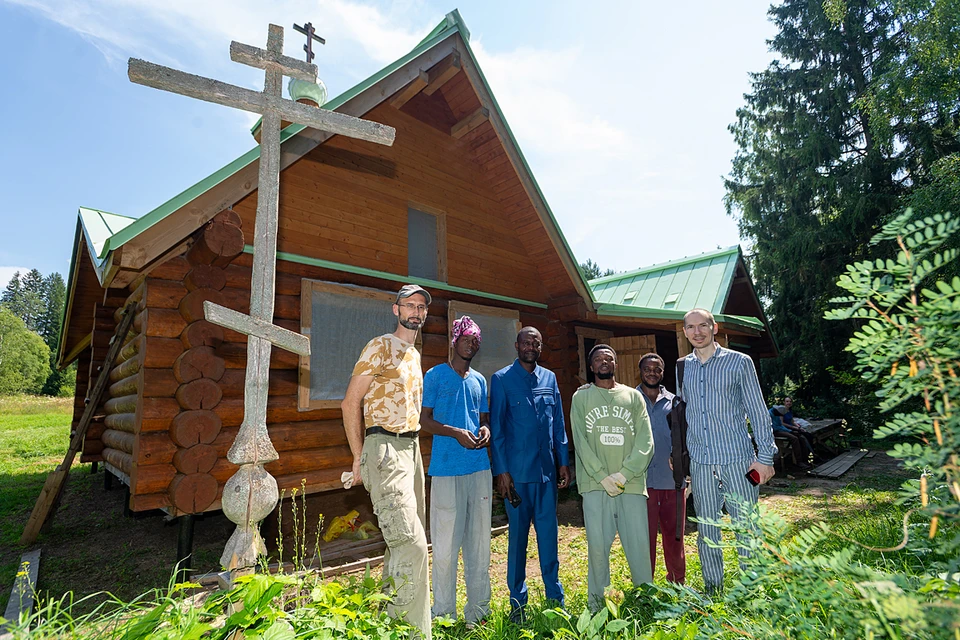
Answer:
[
  {"left": 676, "top": 322, "right": 692, "bottom": 358},
  {"left": 61, "top": 331, "right": 93, "bottom": 368},
  {"left": 423, "top": 50, "right": 461, "bottom": 96},
  {"left": 451, "top": 106, "right": 489, "bottom": 139},
  {"left": 390, "top": 70, "right": 429, "bottom": 109}
]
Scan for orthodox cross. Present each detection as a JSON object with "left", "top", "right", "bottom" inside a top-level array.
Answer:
[
  {"left": 128, "top": 25, "right": 395, "bottom": 570},
  {"left": 293, "top": 22, "right": 325, "bottom": 63}
]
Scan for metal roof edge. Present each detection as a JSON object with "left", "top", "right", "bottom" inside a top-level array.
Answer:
[
  {"left": 595, "top": 302, "right": 765, "bottom": 330},
  {"left": 56, "top": 220, "right": 84, "bottom": 369},
  {"left": 255, "top": 245, "right": 548, "bottom": 309},
  {"left": 454, "top": 28, "right": 598, "bottom": 307},
  {"left": 589, "top": 245, "right": 742, "bottom": 286}
]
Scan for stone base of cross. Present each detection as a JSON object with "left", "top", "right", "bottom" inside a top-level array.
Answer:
[{"left": 129, "top": 24, "right": 395, "bottom": 570}]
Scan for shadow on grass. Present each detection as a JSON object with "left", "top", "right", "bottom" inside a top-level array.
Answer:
[{"left": 0, "top": 465, "right": 233, "bottom": 615}]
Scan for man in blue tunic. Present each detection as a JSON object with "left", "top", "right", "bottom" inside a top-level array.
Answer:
[
  {"left": 490, "top": 326, "right": 570, "bottom": 622},
  {"left": 421, "top": 316, "right": 491, "bottom": 628}
]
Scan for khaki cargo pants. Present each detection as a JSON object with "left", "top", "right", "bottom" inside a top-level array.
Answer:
[{"left": 360, "top": 432, "right": 431, "bottom": 640}]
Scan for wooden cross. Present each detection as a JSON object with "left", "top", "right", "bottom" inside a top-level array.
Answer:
[
  {"left": 293, "top": 22, "right": 325, "bottom": 63},
  {"left": 128, "top": 25, "right": 395, "bottom": 570}
]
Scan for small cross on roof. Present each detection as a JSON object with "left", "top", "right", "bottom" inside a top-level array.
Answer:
[{"left": 293, "top": 22, "right": 325, "bottom": 64}]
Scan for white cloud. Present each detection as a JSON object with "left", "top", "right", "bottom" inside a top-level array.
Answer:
[{"left": 0, "top": 267, "right": 33, "bottom": 287}]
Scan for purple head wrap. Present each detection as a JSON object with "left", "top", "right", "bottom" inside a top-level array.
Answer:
[{"left": 451, "top": 315, "right": 482, "bottom": 347}]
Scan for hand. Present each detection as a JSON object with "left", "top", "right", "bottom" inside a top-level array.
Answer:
[
  {"left": 558, "top": 466, "right": 570, "bottom": 489},
  {"left": 600, "top": 474, "right": 624, "bottom": 497},
  {"left": 496, "top": 472, "right": 514, "bottom": 499},
  {"left": 351, "top": 456, "right": 363, "bottom": 487},
  {"left": 748, "top": 461, "right": 775, "bottom": 485},
  {"left": 453, "top": 428, "right": 479, "bottom": 450},
  {"left": 475, "top": 426, "right": 491, "bottom": 448}
]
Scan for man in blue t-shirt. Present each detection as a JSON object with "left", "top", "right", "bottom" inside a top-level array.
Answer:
[{"left": 421, "top": 316, "right": 491, "bottom": 628}]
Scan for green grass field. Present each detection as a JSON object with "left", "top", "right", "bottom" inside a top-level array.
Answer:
[{"left": 0, "top": 395, "right": 74, "bottom": 611}]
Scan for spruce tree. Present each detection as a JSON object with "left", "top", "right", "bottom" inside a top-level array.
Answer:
[{"left": 724, "top": 0, "right": 955, "bottom": 403}]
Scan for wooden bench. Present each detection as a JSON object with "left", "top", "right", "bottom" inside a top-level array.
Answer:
[{"left": 774, "top": 434, "right": 798, "bottom": 472}]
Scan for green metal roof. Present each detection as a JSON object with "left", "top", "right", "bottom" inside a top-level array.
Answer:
[
  {"left": 78, "top": 207, "right": 138, "bottom": 274},
  {"left": 590, "top": 245, "right": 741, "bottom": 315}
]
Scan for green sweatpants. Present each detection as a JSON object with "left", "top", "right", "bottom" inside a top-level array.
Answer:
[
  {"left": 360, "top": 433, "right": 431, "bottom": 640},
  {"left": 581, "top": 491, "right": 652, "bottom": 610}
]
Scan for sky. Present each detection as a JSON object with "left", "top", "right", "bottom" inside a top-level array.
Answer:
[{"left": 0, "top": 0, "right": 778, "bottom": 287}]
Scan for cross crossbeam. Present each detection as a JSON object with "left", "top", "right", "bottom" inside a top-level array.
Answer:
[
  {"left": 203, "top": 301, "right": 310, "bottom": 356},
  {"left": 128, "top": 59, "right": 394, "bottom": 145}
]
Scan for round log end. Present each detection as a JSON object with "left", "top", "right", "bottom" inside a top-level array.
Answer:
[
  {"left": 180, "top": 320, "right": 224, "bottom": 350},
  {"left": 176, "top": 377, "right": 223, "bottom": 411},
  {"left": 173, "top": 444, "right": 219, "bottom": 474},
  {"left": 184, "top": 264, "right": 228, "bottom": 292},
  {"left": 178, "top": 288, "right": 226, "bottom": 324},
  {"left": 174, "top": 346, "right": 225, "bottom": 383},
  {"left": 168, "top": 473, "right": 219, "bottom": 514},
  {"left": 169, "top": 409, "right": 222, "bottom": 447}
]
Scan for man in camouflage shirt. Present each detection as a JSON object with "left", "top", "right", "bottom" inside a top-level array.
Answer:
[{"left": 342, "top": 284, "right": 432, "bottom": 639}]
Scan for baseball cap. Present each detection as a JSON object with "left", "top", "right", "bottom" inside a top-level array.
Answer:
[{"left": 396, "top": 284, "right": 432, "bottom": 305}]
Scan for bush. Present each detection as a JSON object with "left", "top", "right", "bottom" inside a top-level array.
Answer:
[{"left": 0, "top": 309, "right": 50, "bottom": 395}]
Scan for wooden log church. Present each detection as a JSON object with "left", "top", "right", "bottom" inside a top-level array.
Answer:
[{"left": 57, "top": 11, "right": 776, "bottom": 540}]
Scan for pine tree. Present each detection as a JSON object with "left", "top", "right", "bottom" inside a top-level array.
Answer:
[{"left": 37, "top": 272, "right": 65, "bottom": 353}]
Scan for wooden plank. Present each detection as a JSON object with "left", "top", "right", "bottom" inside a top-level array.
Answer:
[
  {"left": 809, "top": 449, "right": 868, "bottom": 478},
  {"left": 450, "top": 107, "right": 489, "bottom": 139},
  {"left": 20, "top": 303, "right": 138, "bottom": 544},
  {"left": 1, "top": 549, "right": 40, "bottom": 632}
]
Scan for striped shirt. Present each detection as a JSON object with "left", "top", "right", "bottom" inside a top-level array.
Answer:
[{"left": 678, "top": 346, "right": 776, "bottom": 466}]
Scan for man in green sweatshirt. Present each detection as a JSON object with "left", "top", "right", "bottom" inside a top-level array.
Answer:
[{"left": 571, "top": 344, "right": 655, "bottom": 609}]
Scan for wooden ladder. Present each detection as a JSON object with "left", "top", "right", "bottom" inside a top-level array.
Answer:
[{"left": 20, "top": 302, "right": 138, "bottom": 545}]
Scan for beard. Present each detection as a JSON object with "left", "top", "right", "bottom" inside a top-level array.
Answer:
[
  {"left": 595, "top": 370, "right": 614, "bottom": 380},
  {"left": 640, "top": 379, "right": 661, "bottom": 389},
  {"left": 399, "top": 316, "right": 422, "bottom": 330}
]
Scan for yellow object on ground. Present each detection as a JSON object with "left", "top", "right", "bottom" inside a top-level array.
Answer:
[{"left": 322, "top": 510, "right": 360, "bottom": 542}]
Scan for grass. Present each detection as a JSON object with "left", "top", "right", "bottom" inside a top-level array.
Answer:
[
  {"left": 0, "top": 395, "right": 74, "bottom": 612},
  {"left": 2, "top": 394, "right": 944, "bottom": 638}
]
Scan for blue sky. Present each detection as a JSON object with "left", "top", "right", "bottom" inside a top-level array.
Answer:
[{"left": 0, "top": 0, "right": 777, "bottom": 287}]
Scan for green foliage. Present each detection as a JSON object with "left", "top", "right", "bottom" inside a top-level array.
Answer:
[
  {"left": 1, "top": 269, "right": 71, "bottom": 395},
  {"left": 827, "top": 208, "right": 960, "bottom": 568},
  {"left": 2, "top": 569, "right": 414, "bottom": 639},
  {"left": 580, "top": 259, "right": 614, "bottom": 281},
  {"left": 0, "top": 309, "right": 51, "bottom": 395}
]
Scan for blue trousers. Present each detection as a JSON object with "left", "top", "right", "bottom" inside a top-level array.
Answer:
[{"left": 505, "top": 481, "right": 564, "bottom": 609}]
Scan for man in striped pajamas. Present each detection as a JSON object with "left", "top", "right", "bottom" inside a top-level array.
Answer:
[{"left": 680, "top": 308, "right": 776, "bottom": 594}]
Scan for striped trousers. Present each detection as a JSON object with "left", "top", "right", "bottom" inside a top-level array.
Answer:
[{"left": 689, "top": 459, "right": 759, "bottom": 591}]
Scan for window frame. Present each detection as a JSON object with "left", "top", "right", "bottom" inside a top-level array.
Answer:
[
  {"left": 407, "top": 203, "right": 448, "bottom": 283},
  {"left": 447, "top": 300, "right": 521, "bottom": 373},
  {"left": 298, "top": 279, "right": 421, "bottom": 411}
]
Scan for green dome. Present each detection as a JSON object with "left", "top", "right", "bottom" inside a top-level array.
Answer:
[{"left": 288, "top": 77, "right": 327, "bottom": 107}]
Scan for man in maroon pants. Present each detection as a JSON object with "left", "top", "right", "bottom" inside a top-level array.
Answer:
[{"left": 637, "top": 353, "right": 686, "bottom": 583}]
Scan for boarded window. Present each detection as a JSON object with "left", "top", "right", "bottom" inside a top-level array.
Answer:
[
  {"left": 448, "top": 301, "right": 521, "bottom": 384},
  {"left": 299, "top": 281, "right": 420, "bottom": 410},
  {"left": 407, "top": 206, "right": 447, "bottom": 282}
]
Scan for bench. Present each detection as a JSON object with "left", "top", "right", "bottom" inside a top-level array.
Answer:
[{"left": 803, "top": 419, "right": 846, "bottom": 456}]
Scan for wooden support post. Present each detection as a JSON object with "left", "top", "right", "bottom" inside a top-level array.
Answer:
[
  {"left": 389, "top": 69, "right": 429, "bottom": 109},
  {"left": 676, "top": 322, "right": 692, "bottom": 358},
  {"left": 451, "top": 106, "right": 489, "bottom": 139},
  {"left": 104, "top": 469, "right": 113, "bottom": 491},
  {"left": 91, "top": 461, "right": 98, "bottom": 474},
  {"left": 423, "top": 50, "right": 461, "bottom": 95},
  {"left": 176, "top": 514, "right": 196, "bottom": 580}
]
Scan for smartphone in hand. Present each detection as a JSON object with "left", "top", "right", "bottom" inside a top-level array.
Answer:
[
  {"left": 745, "top": 469, "right": 761, "bottom": 486},
  {"left": 508, "top": 486, "right": 522, "bottom": 508}
]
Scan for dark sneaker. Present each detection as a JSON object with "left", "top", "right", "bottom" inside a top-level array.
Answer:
[{"left": 508, "top": 607, "right": 526, "bottom": 625}]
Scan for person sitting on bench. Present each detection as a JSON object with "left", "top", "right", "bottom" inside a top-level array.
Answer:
[{"left": 771, "top": 398, "right": 814, "bottom": 469}]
